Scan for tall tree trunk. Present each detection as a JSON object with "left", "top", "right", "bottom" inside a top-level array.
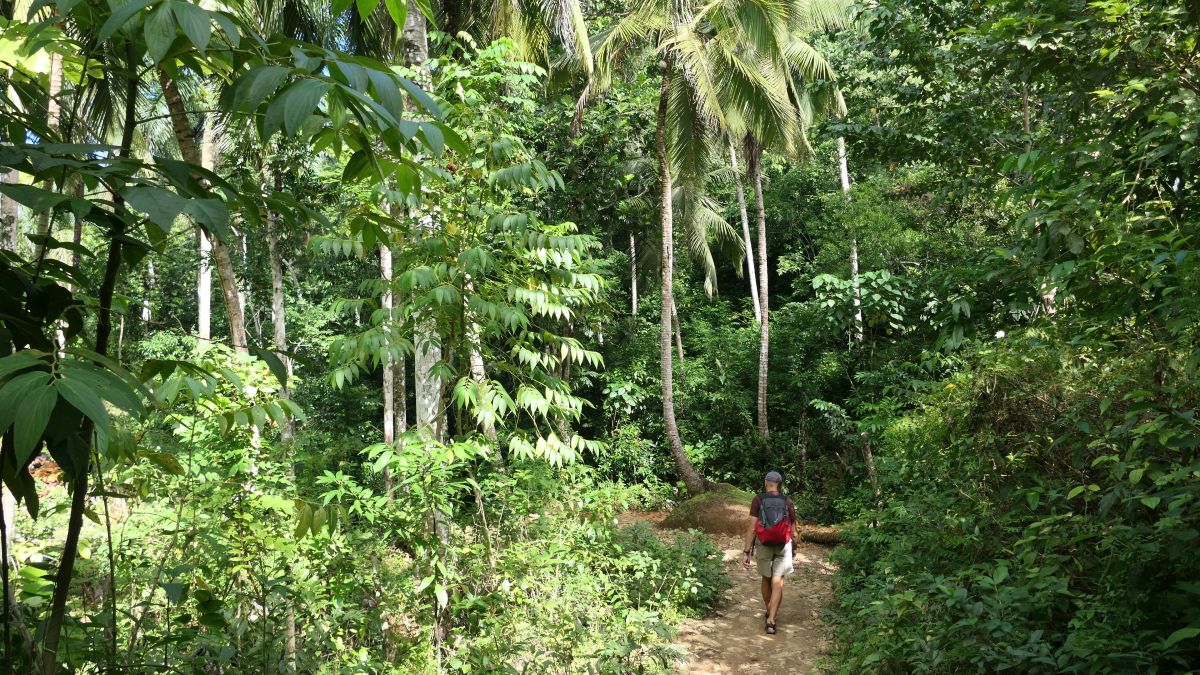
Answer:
[
  {"left": 746, "top": 136, "right": 769, "bottom": 437},
  {"left": 159, "top": 70, "right": 246, "bottom": 353},
  {"left": 33, "top": 52, "right": 63, "bottom": 263},
  {"left": 402, "top": 6, "right": 452, "bottom": 658},
  {"left": 42, "top": 47, "right": 138, "bottom": 674},
  {"left": 629, "top": 233, "right": 638, "bottom": 316},
  {"left": 380, "top": 242, "right": 397, "bottom": 496},
  {"left": 837, "top": 137, "right": 863, "bottom": 343},
  {"left": 729, "top": 138, "right": 761, "bottom": 323},
  {"left": 267, "top": 232, "right": 293, "bottom": 443},
  {"left": 657, "top": 57, "right": 705, "bottom": 495},
  {"left": 142, "top": 260, "right": 154, "bottom": 323},
  {"left": 668, "top": 243, "right": 684, "bottom": 363},
  {"left": 2, "top": 164, "right": 21, "bottom": 252}
]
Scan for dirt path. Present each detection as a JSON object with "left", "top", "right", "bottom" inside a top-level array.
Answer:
[{"left": 620, "top": 512, "right": 837, "bottom": 673}]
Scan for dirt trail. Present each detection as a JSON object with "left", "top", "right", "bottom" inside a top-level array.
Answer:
[{"left": 620, "top": 512, "right": 837, "bottom": 673}]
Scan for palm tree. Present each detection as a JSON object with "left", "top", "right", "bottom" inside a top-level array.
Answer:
[
  {"left": 593, "top": 0, "right": 800, "bottom": 494},
  {"left": 733, "top": 0, "right": 850, "bottom": 437}
]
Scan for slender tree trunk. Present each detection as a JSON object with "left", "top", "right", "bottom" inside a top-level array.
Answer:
[
  {"left": 746, "top": 137, "right": 770, "bottom": 437},
  {"left": 402, "top": 6, "right": 452, "bottom": 658},
  {"left": 380, "top": 242, "right": 397, "bottom": 496},
  {"left": 142, "top": 260, "right": 154, "bottom": 323},
  {"left": 267, "top": 197, "right": 298, "bottom": 671},
  {"left": 2, "top": 162, "right": 21, "bottom": 252},
  {"left": 33, "top": 52, "right": 63, "bottom": 263},
  {"left": 729, "top": 138, "right": 760, "bottom": 322},
  {"left": 267, "top": 232, "right": 293, "bottom": 443},
  {"left": 668, "top": 244, "right": 684, "bottom": 363},
  {"left": 837, "top": 137, "right": 863, "bottom": 343},
  {"left": 159, "top": 70, "right": 246, "bottom": 353},
  {"left": 197, "top": 231, "right": 212, "bottom": 344},
  {"left": 861, "top": 432, "right": 880, "bottom": 500},
  {"left": 42, "top": 50, "right": 138, "bottom": 673},
  {"left": 69, "top": 179, "right": 82, "bottom": 269},
  {"left": 630, "top": 233, "right": 638, "bottom": 316},
  {"left": 657, "top": 57, "right": 705, "bottom": 495}
]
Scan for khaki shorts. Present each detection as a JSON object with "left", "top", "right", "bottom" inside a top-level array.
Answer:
[{"left": 755, "top": 540, "right": 794, "bottom": 578}]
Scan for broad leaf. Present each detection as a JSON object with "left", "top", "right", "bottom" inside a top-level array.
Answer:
[
  {"left": 13, "top": 380, "right": 56, "bottom": 465},
  {"left": 98, "top": 0, "right": 161, "bottom": 41},
  {"left": 169, "top": 1, "right": 212, "bottom": 54}
]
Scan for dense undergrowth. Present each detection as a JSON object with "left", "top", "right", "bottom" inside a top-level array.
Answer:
[
  {"left": 828, "top": 330, "right": 1200, "bottom": 672},
  {"left": 17, "top": 398, "right": 727, "bottom": 673}
]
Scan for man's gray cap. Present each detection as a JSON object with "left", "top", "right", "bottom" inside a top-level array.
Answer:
[{"left": 764, "top": 471, "right": 783, "bottom": 483}]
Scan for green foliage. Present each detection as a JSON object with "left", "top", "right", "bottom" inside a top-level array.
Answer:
[{"left": 829, "top": 332, "right": 1200, "bottom": 672}]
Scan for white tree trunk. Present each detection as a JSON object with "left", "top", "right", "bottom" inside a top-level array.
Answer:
[
  {"left": 1, "top": 168, "right": 20, "bottom": 252},
  {"left": 142, "top": 260, "right": 154, "bottom": 323},
  {"left": 838, "top": 137, "right": 864, "bottom": 343},
  {"left": 630, "top": 233, "right": 638, "bottom": 316},
  {"left": 729, "top": 138, "right": 761, "bottom": 322},
  {"left": 747, "top": 137, "right": 770, "bottom": 437}
]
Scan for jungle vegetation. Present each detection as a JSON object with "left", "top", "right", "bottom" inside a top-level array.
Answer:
[{"left": 0, "top": 0, "right": 1197, "bottom": 671}]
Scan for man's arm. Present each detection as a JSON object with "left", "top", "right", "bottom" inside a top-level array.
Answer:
[
  {"left": 741, "top": 517, "right": 757, "bottom": 568},
  {"left": 790, "top": 499, "right": 800, "bottom": 547}
]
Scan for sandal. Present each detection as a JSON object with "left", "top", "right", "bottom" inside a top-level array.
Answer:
[{"left": 766, "top": 620, "right": 777, "bottom": 635}]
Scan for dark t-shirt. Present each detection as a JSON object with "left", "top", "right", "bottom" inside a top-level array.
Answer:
[{"left": 750, "top": 493, "right": 796, "bottom": 525}]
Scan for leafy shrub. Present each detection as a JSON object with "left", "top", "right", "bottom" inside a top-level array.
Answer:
[{"left": 827, "top": 333, "right": 1200, "bottom": 673}]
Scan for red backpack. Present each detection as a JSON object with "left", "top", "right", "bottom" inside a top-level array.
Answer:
[{"left": 755, "top": 493, "right": 791, "bottom": 546}]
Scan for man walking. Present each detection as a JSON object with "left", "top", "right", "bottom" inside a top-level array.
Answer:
[{"left": 741, "top": 470, "right": 799, "bottom": 634}]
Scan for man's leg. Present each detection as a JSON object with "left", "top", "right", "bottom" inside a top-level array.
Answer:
[
  {"left": 760, "top": 576, "right": 771, "bottom": 611},
  {"left": 767, "top": 575, "right": 785, "bottom": 623}
]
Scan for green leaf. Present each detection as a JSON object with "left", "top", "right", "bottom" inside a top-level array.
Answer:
[
  {"left": 14, "top": 381, "right": 56, "bottom": 465},
  {"left": 161, "top": 581, "right": 187, "bottom": 603},
  {"left": 98, "top": 0, "right": 161, "bottom": 41},
  {"left": 383, "top": 0, "right": 407, "bottom": 29},
  {"left": 1140, "top": 496, "right": 1161, "bottom": 509},
  {"left": 169, "top": 1, "right": 212, "bottom": 53},
  {"left": 992, "top": 564, "right": 1008, "bottom": 584},
  {"left": 1067, "top": 485, "right": 1085, "bottom": 499},
  {"left": 366, "top": 69, "right": 405, "bottom": 125},
  {"left": 0, "top": 371, "right": 49, "bottom": 437},
  {"left": 234, "top": 65, "right": 291, "bottom": 111},
  {"left": 398, "top": 78, "right": 440, "bottom": 119},
  {"left": 0, "top": 183, "right": 71, "bottom": 213},
  {"left": 54, "top": 377, "right": 111, "bottom": 432},
  {"left": 0, "top": 352, "right": 46, "bottom": 382},
  {"left": 265, "top": 79, "right": 331, "bottom": 138},
  {"left": 418, "top": 123, "right": 444, "bottom": 155},
  {"left": 123, "top": 186, "right": 186, "bottom": 232},
  {"left": 182, "top": 198, "right": 229, "bottom": 239},
  {"left": 144, "top": 3, "right": 176, "bottom": 64},
  {"left": 252, "top": 348, "right": 288, "bottom": 388},
  {"left": 1163, "top": 626, "right": 1200, "bottom": 649},
  {"left": 410, "top": 0, "right": 433, "bottom": 23},
  {"left": 355, "top": 0, "right": 381, "bottom": 20}
]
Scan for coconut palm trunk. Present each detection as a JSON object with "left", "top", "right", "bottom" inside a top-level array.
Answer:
[
  {"left": 158, "top": 70, "right": 247, "bottom": 353},
  {"left": 657, "top": 56, "right": 706, "bottom": 495},
  {"left": 729, "top": 138, "right": 761, "bottom": 322},
  {"left": 746, "top": 136, "right": 769, "bottom": 437}
]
